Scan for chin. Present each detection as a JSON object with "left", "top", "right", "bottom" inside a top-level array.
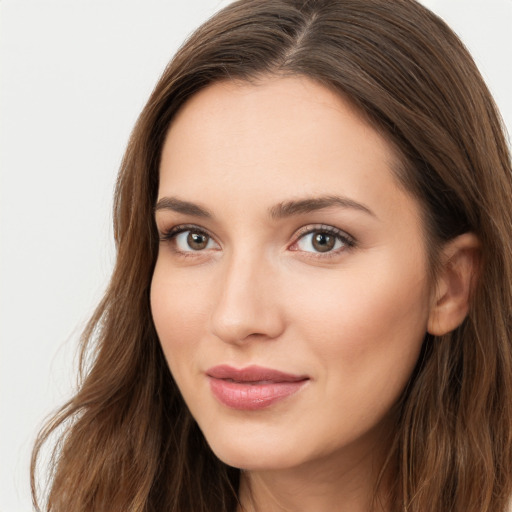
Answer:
[
  {"left": 201, "top": 426, "right": 305, "bottom": 471},
  {"left": 212, "top": 446, "right": 300, "bottom": 472}
]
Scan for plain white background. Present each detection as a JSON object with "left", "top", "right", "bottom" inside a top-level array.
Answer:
[{"left": 1, "top": 1, "right": 511, "bottom": 510}]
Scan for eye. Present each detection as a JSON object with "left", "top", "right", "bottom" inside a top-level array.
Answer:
[
  {"left": 175, "top": 230, "right": 217, "bottom": 251},
  {"left": 291, "top": 226, "right": 354, "bottom": 255},
  {"left": 160, "top": 225, "right": 220, "bottom": 252}
]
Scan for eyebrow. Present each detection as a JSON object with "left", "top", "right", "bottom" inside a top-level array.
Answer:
[
  {"left": 154, "top": 195, "right": 375, "bottom": 219},
  {"left": 268, "top": 195, "right": 376, "bottom": 219},
  {"left": 154, "top": 197, "right": 213, "bottom": 217}
]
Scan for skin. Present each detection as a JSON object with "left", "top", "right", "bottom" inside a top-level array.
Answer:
[{"left": 150, "top": 76, "right": 475, "bottom": 512}]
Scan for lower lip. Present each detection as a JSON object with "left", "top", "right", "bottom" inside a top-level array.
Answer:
[{"left": 208, "top": 377, "right": 308, "bottom": 410}]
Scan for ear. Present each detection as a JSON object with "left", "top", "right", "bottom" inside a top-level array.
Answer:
[{"left": 427, "top": 233, "right": 480, "bottom": 336}]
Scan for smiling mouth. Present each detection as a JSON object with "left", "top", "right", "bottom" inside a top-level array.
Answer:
[{"left": 206, "top": 365, "right": 309, "bottom": 410}]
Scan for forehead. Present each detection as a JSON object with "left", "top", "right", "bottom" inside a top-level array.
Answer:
[{"left": 158, "top": 76, "right": 418, "bottom": 224}]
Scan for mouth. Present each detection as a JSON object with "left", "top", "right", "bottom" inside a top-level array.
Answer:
[{"left": 206, "top": 365, "right": 309, "bottom": 410}]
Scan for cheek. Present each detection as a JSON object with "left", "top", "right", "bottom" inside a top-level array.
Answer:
[
  {"left": 285, "top": 257, "right": 430, "bottom": 394},
  {"left": 150, "top": 264, "right": 209, "bottom": 371}
]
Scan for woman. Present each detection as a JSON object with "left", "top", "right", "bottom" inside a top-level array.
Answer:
[{"left": 31, "top": 0, "right": 512, "bottom": 511}]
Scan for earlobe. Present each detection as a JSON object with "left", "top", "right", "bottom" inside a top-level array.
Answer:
[{"left": 427, "top": 232, "right": 480, "bottom": 336}]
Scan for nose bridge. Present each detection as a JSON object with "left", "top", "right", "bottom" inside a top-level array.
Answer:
[{"left": 210, "top": 246, "right": 283, "bottom": 344}]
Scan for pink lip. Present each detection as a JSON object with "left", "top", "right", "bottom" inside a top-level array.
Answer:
[{"left": 206, "top": 365, "right": 309, "bottom": 410}]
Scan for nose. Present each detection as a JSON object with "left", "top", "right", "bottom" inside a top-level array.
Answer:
[{"left": 209, "top": 251, "right": 285, "bottom": 345}]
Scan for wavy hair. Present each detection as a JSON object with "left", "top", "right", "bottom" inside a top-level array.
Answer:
[{"left": 32, "top": 1, "right": 512, "bottom": 511}]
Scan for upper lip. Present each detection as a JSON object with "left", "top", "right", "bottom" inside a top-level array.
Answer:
[{"left": 206, "top": 364, "right": 309, "bottom": 383}]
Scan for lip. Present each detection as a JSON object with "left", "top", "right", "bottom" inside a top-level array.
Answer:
[{"left": 206, "top": 365, "right": 309, "bottom": 410}]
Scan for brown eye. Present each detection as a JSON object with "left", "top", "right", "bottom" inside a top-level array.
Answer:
[
  {"left": 312, "top": 232, "right": 335, "bottom": 252},
  {"left": 294, "top": 228, "right": 350, "bottom": 255},
  {"left": 172, "top": 229, "right": 218, "bottom": 252},
  {"left": 187, "top": 232, "right": 209, "bottom": 250}
]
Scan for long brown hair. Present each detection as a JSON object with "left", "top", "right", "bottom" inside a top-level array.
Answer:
[{"left": 32, "top": 1, "right": 512, "bottom": 511}]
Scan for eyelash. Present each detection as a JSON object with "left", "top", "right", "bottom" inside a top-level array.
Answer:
[
  {"left": 290, "top": 224, "right": 356, "bottom": 258},
  {"left": 158, "top": 223, "right": 356, "bottom": 258},
  {"left": 159, "top": 224, "right": 217, "bottom": 257}
]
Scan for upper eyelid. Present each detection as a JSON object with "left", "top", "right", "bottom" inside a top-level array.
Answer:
[
  {"left": 159, "top": 224, "right": 221, "bottom": 253},
  {"left": 292, "top": 224, "right": 355, "bottom": 243},
  {"left": 158, "top": 224, "right": 218, "bottom": 250},
  {"left": 159, "top": 223, "right": 214, "bottom": 239},
  {"left": 158, "top": 222, "right": 356, "bottom": 248}
]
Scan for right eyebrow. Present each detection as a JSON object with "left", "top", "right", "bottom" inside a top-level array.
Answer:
[{"left": 154, "top": 197, "right": 213, "bottom": 218}]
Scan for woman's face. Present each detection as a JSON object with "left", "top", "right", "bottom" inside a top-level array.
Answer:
[{"left": 151, "top": 76, "right": 433, "bottom": 472}]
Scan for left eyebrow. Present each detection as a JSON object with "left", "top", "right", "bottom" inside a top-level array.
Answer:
[{"left": 268, "top": 195, "right": 376, "bottom": 219}]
